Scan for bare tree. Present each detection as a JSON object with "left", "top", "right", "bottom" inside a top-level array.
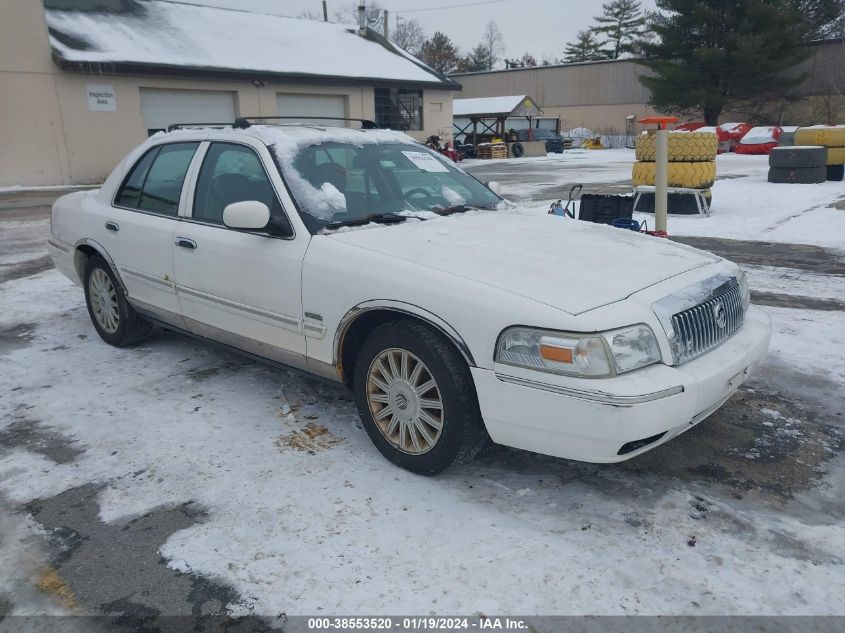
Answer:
[
  {"left": 479, "top": 20, "right": 505, "bottom": 70},
  {"left": 393, "top": 18, "right": 426, "bottom": 56},
  {"left": 335, "top": 2, "right": 384, "bottom": 30},
  {"left": 540, "top": 52, "right": 560, "bottom": 66},
  {"left": 298, "top": 11, "right": 322, "bottom": 20}
]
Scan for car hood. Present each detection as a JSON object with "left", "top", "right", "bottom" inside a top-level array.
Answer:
[{"left": 326, "top": 209, "right": 720, "bottom": 315}]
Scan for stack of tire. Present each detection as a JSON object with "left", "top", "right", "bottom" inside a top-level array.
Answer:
[
  {"left": 768, "top": 146, "right": 827, "bottom": 184},
  {"left": 792, "top": 126, "right": 845, "bottom": 182},
  {"left": 632, "top": 131, "right": 718, "bottom": 214}
]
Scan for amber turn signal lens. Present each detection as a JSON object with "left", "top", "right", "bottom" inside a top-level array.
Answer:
[{"left": 539, "top": 344, "right": 573, "bottom": 364}]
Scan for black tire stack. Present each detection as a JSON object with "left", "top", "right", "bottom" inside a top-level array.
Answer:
[{"left": 768, "top": 146, "right": 827, "bottom": 184}]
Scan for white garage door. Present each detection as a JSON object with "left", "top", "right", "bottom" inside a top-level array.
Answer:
[
  {"left": 277, "top": 93, "right": 347, "bottom": 126},
  {"left": 140, "top": 88, "right": 236, "bottom": 136}
]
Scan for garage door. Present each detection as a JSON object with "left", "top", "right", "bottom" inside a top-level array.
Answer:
[
  {"left": 139, "top": 88, "right": 236, "bottom": 136},
  {"left": 277, "top": 93, "right": 347, "bottom": 126}
]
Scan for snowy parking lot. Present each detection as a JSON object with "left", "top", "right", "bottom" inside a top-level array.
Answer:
[{"left": 1, "top": 150, "right": 844, "bottom": 626}]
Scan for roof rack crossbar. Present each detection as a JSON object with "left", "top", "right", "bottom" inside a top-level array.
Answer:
[
  {"left": 167, "top": 122, "right": 235, "bottom": 132},
  {"left": 233, "top": 116, "right": 379, "bottom": 129}
]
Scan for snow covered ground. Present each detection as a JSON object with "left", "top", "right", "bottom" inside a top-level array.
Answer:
[
  {"left": 1, "top": 153, "right": 844, "bottom": 622},
  {"left": 466, "top": 150, "right": 845, "bottom": 248},
  {"left": 1, "top": 276, "right": 844, "bottom": 618}
]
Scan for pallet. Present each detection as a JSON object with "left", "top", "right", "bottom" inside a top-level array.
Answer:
[{"left": 476, "top": 143, "right": 508, "bottom": 159}]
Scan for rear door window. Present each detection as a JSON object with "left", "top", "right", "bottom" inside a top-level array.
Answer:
[{"left": 115, "top": 142, "right": 199, "bottom": 216}]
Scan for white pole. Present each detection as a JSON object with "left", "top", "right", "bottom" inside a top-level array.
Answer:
[{"left": 655, "top": 126, "right": 668, "bottom": 233}]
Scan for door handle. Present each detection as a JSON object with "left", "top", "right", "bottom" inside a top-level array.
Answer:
[
  {"left": 175, "top": 237, "right": 197, "bottom": 249},
  {"left": 105, "top": 221, "right": 119, "bottom": 232}
]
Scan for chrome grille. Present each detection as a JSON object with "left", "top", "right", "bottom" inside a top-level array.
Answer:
[{"left": 670, "top": 278, "right": 745, "bottom": 363}]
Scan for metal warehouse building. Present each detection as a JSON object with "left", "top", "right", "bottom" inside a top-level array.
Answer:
[
  {"left": 451, "top": 39, "right": 845, "bottom": 137},
  {"left": 0, "top": 0, "right": 460, "bottom": 187}
]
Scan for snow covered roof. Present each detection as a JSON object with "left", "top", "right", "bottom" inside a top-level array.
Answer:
[
  {"left": 42, "top": 0, "right": 459, "bottom": 89},
  {"left": 453, "top": 95, "right": 543, "bottom": 118}
]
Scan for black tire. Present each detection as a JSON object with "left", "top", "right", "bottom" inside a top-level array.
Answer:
[
  {"left": 768, "top": 146, "right": 826, "bottom": 168},
  {"left": 352, "top": 319, "right": 487, "bottom": 475},
  {"left": 767, "top": 166, "right": 827, "bottom": 184},
  {"left": 83, "top": 255, "right": 153, "bottom": 347},
  {"left": 510, "top": 142, "right": 525, "bottom": 158},
  {"left": 826, "top": 164, "right": 844, "bottom": 181}
]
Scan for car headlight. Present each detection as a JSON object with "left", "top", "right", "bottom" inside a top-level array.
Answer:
[
  {"left": 496, "top": 324, "right": 662, "bottom": 377},
  {"left": 738, "top": 269, "right": 751, "bottom": 311}
]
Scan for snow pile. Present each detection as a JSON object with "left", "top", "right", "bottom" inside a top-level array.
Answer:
[
  {"left": 441, "top": 186, "right": 466, "bottom": 207},
  {"left": 318, "top": 183, "right": 346, "bottom": 211}
]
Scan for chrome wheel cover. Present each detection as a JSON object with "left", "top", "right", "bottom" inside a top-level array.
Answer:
[
  {"left": 366, "top": 348, "right": 444, "bottom": 455},
  {"left": 88, "top": 268, "right": 119, "bottom": 334}
]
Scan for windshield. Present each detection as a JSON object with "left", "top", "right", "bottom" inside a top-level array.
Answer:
[{"left": 281, "top": 141, "right": 501, "bottom": 230}]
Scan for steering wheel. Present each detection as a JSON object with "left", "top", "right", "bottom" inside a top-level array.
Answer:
[
  {"left": 405, "top": 187, "right": 434, "bottom": 200},
  {"left": 404, "top": 187, "right": 451, "bottom": 210}
]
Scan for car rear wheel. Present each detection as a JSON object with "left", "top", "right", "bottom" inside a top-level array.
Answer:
[
  {"left": 353, "top": 319, "right": 487, "bottom": 475},
  {"left": 83, "top": 255, "right": 153, "bottom": 347}
]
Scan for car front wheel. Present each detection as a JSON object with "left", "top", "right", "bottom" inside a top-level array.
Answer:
[
  {"left": 353, "top": 319, "right": 487, "bottom": 475},
  {"left": 83, "top": 255, "right": 152, "bottom": 347}
]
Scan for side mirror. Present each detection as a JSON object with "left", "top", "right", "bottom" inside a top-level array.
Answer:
[
  {"left": 223, "top": 200, "right": 270, "bottom": 230},
  {"left": 486, "top": 181, "right": 502, "bottom": 196}
]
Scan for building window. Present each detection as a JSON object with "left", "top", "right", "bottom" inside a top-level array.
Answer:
[{"left": 375, "top": 88, "right": 423, "bottom": 131}]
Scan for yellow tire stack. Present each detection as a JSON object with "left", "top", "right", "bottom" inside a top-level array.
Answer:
[
  {"left": 794, "top": 126, "right": 845, "bottom": 181},
  {"left": 632, "top": 132, "right": 718, "bottom": 197}
]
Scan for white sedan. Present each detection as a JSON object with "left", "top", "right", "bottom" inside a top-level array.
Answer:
[{"left": 47, "top": 122, "right": 771, "bottom": 474}]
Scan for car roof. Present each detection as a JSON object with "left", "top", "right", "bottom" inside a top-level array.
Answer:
[{"left": 149, "top": 124, "right": 417, "bottom": 149}]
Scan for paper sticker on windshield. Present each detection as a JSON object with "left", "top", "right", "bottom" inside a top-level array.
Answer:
[{"left": 402, "top": 151, "right": 450, "bottom": 173}]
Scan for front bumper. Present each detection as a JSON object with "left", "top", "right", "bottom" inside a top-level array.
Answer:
[{"left": 472, "top": 305, "right": 771, "bottom": 462}]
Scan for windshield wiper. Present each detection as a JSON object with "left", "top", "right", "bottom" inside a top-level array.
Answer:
[
  {"left": 434, "top": 205, "right": 469, "bottom": 216},
  {"left": 323, "top": 212, "right": 408, "bottom": 230},
  {"left": 434, "top": 204, "right": 497, "bottom": 216}
]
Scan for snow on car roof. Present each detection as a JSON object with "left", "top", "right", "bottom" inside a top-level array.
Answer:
[
  {"left": 43, "top": 0, "right": 455, "bottom": 88},
  {"left": 253, "top": 126, "right": 418, "bottom": 156},
  {"left": 157, "top": 124, "right": 417, "bottom": 152}
]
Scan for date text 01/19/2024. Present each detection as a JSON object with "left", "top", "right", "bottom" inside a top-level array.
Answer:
[{"left": 306, "top": 617, "right": 529, "bottom": 630}]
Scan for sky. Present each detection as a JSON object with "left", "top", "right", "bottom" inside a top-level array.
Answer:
[{"left": 179, "top": 0, "right": 658, "bottom": 64}]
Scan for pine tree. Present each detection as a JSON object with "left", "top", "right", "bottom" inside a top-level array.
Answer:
[
  {"left": 638, "top": 0, "right": 843, "bottom": 125},
  {"left": 418, "top": 32, "right": 461, "bottom": 74},
  {"left": 457, "top": 44, "right": 493, "bottom": 73},
  {"left": 593, "top": 0, "right": 646, "bottom": 59},
  {"left": 563, "top": 30, "right": 604, "bottom": 63}
]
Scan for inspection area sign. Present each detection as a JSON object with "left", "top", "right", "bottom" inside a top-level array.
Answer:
[{"left": 87, "top": 84, "right": 116, "bottom": 111}]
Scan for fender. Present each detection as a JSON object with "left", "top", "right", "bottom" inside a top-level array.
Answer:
[
  {"left": 334, "top": 300, "right": 476, "bottom": 367},
  {"left": 73, "top": 238, "right": 129, "bottom": 295}
]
